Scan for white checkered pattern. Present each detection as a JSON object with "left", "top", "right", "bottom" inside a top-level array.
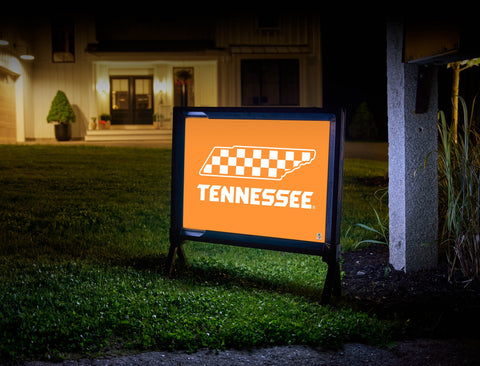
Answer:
[{"left": 200, "top": 146, "right": 316, "bottom": 180}]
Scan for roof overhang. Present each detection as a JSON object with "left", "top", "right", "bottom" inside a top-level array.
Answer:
[
  {"left": 404, "top": 20, "right": 480, "bottom": 65},
  {"left": 86, "top": 40, "right": 221, "bottom": 54}
]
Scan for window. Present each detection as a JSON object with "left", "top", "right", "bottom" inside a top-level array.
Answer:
[
  {"left": 51, "top": 18, "right": 75, "bottom": 62},
  {"left": 173, "top": 67, "right": 194, "bottom": 107},
  {"left": 241, "top": 59, "right": 299, "bottom": 106}
]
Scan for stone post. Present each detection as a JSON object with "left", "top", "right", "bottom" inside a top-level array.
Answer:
[{"left": 387, "top": 20, "right": 438, "bottom": 272}]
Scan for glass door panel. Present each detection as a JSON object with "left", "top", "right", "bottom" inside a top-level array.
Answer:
[
  {"left": 111, "top": 77, "right": 130, "bottom": 125},
  {"left": 110, "top": 76, "right": 153, "bottom": 125},
  {"left": 134, "top": 78, "right": 153, "bottom": 124},
  {"left": 112, "top": 79, "right": 129, "bottom": 109}
]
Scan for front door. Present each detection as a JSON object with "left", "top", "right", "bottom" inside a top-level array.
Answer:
[{"left": 110, "top": 76, "right": 153, "bottom": 125}]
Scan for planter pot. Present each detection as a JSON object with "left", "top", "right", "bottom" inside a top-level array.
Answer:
[{"left": 54, "top": 124, "right": 72, "bottom": 141}]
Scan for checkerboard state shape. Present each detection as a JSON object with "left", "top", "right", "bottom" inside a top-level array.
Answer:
[{"left": 199, "top": 146, "right": 316, "bottom": 180}]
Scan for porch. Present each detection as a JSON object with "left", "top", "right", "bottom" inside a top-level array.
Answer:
[{"left": 84, "top": 126, "right": 172, "bottom": 145}]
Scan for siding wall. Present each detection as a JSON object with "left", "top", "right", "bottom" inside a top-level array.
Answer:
[
  {"left": 0, "top": 72, "right": 17, "bottom": 142},
  {"left": 0, "top": 22, "right": 34, "bottom": 142},
  {"left": 5, "top": 12, "right": 322, "bottom": 140},
  {"left": 216, "top": 13, "right": 322, "bottom": 108},
  {"left": 215, "top": 14, "right": 312, "bottom": 48},
  {"left": 30, "top": 17, "right": 97, "bottom": 139}
]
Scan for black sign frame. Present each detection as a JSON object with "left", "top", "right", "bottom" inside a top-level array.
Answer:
[{"left": 168, "top": 107, "right": 345, "bottom": 303}]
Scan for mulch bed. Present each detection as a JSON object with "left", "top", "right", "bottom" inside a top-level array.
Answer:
[{"left": 338, "top": 244, "right": 480, "bottom": 339}]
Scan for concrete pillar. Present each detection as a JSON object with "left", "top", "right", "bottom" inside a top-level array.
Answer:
[{"left": 387, "top": 20, "right": 438, "bottom": 272}]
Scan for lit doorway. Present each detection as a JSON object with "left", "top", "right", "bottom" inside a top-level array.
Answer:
[{"left": 110, "top": 76, "right": 153, "bottom": 125}]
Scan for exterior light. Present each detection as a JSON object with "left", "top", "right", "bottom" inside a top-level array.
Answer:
[
  {"left": 20, "top": 53, "right": 35, "bottom": 60},
  {"left": 16, "top": 44, "right": 35, "bottom": 60},
  {"left": 0, "top": 32, "right": 8, "bottom": 46},
  {"left": 96, "top": 78, "right": 109, "bottom": 95}
]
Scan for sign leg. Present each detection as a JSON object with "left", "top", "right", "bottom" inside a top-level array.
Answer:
[
  {"left": 166, "top": 241, "right": 187, "bottom": 277},
  {"left": 321, "top": 256, "right": 341, "bottom": 305}
]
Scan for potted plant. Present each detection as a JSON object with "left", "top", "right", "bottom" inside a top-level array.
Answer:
[
  {"left": 99, "top": 113, "right": 111, "bottom": 129},
  {"left": 46, "top": 90, "right": 76, "bottom": 141},
  {"left": 153, "top": 113, "right": 160, "bottom": 129},
  {"left": 89, "top": 117, "right": 97, "bottom": 130}
]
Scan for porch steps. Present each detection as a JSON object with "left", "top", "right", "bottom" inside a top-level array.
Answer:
[{"left": 85, "top": 128, "right": 172, "bottom": 142}]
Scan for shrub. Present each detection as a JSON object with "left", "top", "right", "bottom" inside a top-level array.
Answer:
[
  {"left": 46, "top": 90, "right": 76, "bottom": 124},
  {"left": 348, "top": 101, "right": 377, "bottom": 141}
]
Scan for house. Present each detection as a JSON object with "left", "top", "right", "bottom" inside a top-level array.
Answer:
[{"left": 0, "top": 11, "right": 323, "bottom": 143}]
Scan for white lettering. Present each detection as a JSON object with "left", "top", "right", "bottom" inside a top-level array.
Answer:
[
  {"left": 236, "top": 186, "right": 249, "bottom": 204},
  {"left": 221, "top": 186, "right": 234, "bottom": 203},
  {"left": 262, "top": 189, "right": 276, "bottom": 206},
  {"left": 250, "top": 188, "right": 261, "bottom": 205},
  {"left": 197, "top": 184, "right": 314, "bottom": 209},
  {"left": 274, "top": 190, "right": 289, "bottom": 207},
  {"left": 289, "top": 191, "right": 301, "bottom": 208},
  {"left": 301, "top": 191, "right": 313, "bottom": 209},
  {"left": 210, "top": 185, "right": 221, "bottom": 202},
  {"left": 197, "top": 184, "right": 210, "bottom": 201}
]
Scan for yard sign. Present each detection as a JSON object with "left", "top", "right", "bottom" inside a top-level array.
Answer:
[{"left": 168, "top": 107, "right": 344, "bottom": 303}]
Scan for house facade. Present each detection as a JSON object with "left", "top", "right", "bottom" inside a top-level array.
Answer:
[{"left": 0, "top": 11, "right": 323, "bottom": 143}]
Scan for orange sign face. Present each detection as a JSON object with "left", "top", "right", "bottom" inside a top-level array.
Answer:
[{"left": 182, "top": 117, "right": 331, "bottom": 243}]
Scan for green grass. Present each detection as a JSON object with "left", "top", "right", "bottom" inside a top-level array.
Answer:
[
  {"left": 0, "top": 145, "right": 389, "bottom": 362},
  {"left": 341, "top": 159, "right": 389, "bottom": 248}
]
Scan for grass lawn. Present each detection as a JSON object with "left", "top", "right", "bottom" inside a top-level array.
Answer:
[{"left": 0, "top": 145, "right": 389, "bottom": 362}]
